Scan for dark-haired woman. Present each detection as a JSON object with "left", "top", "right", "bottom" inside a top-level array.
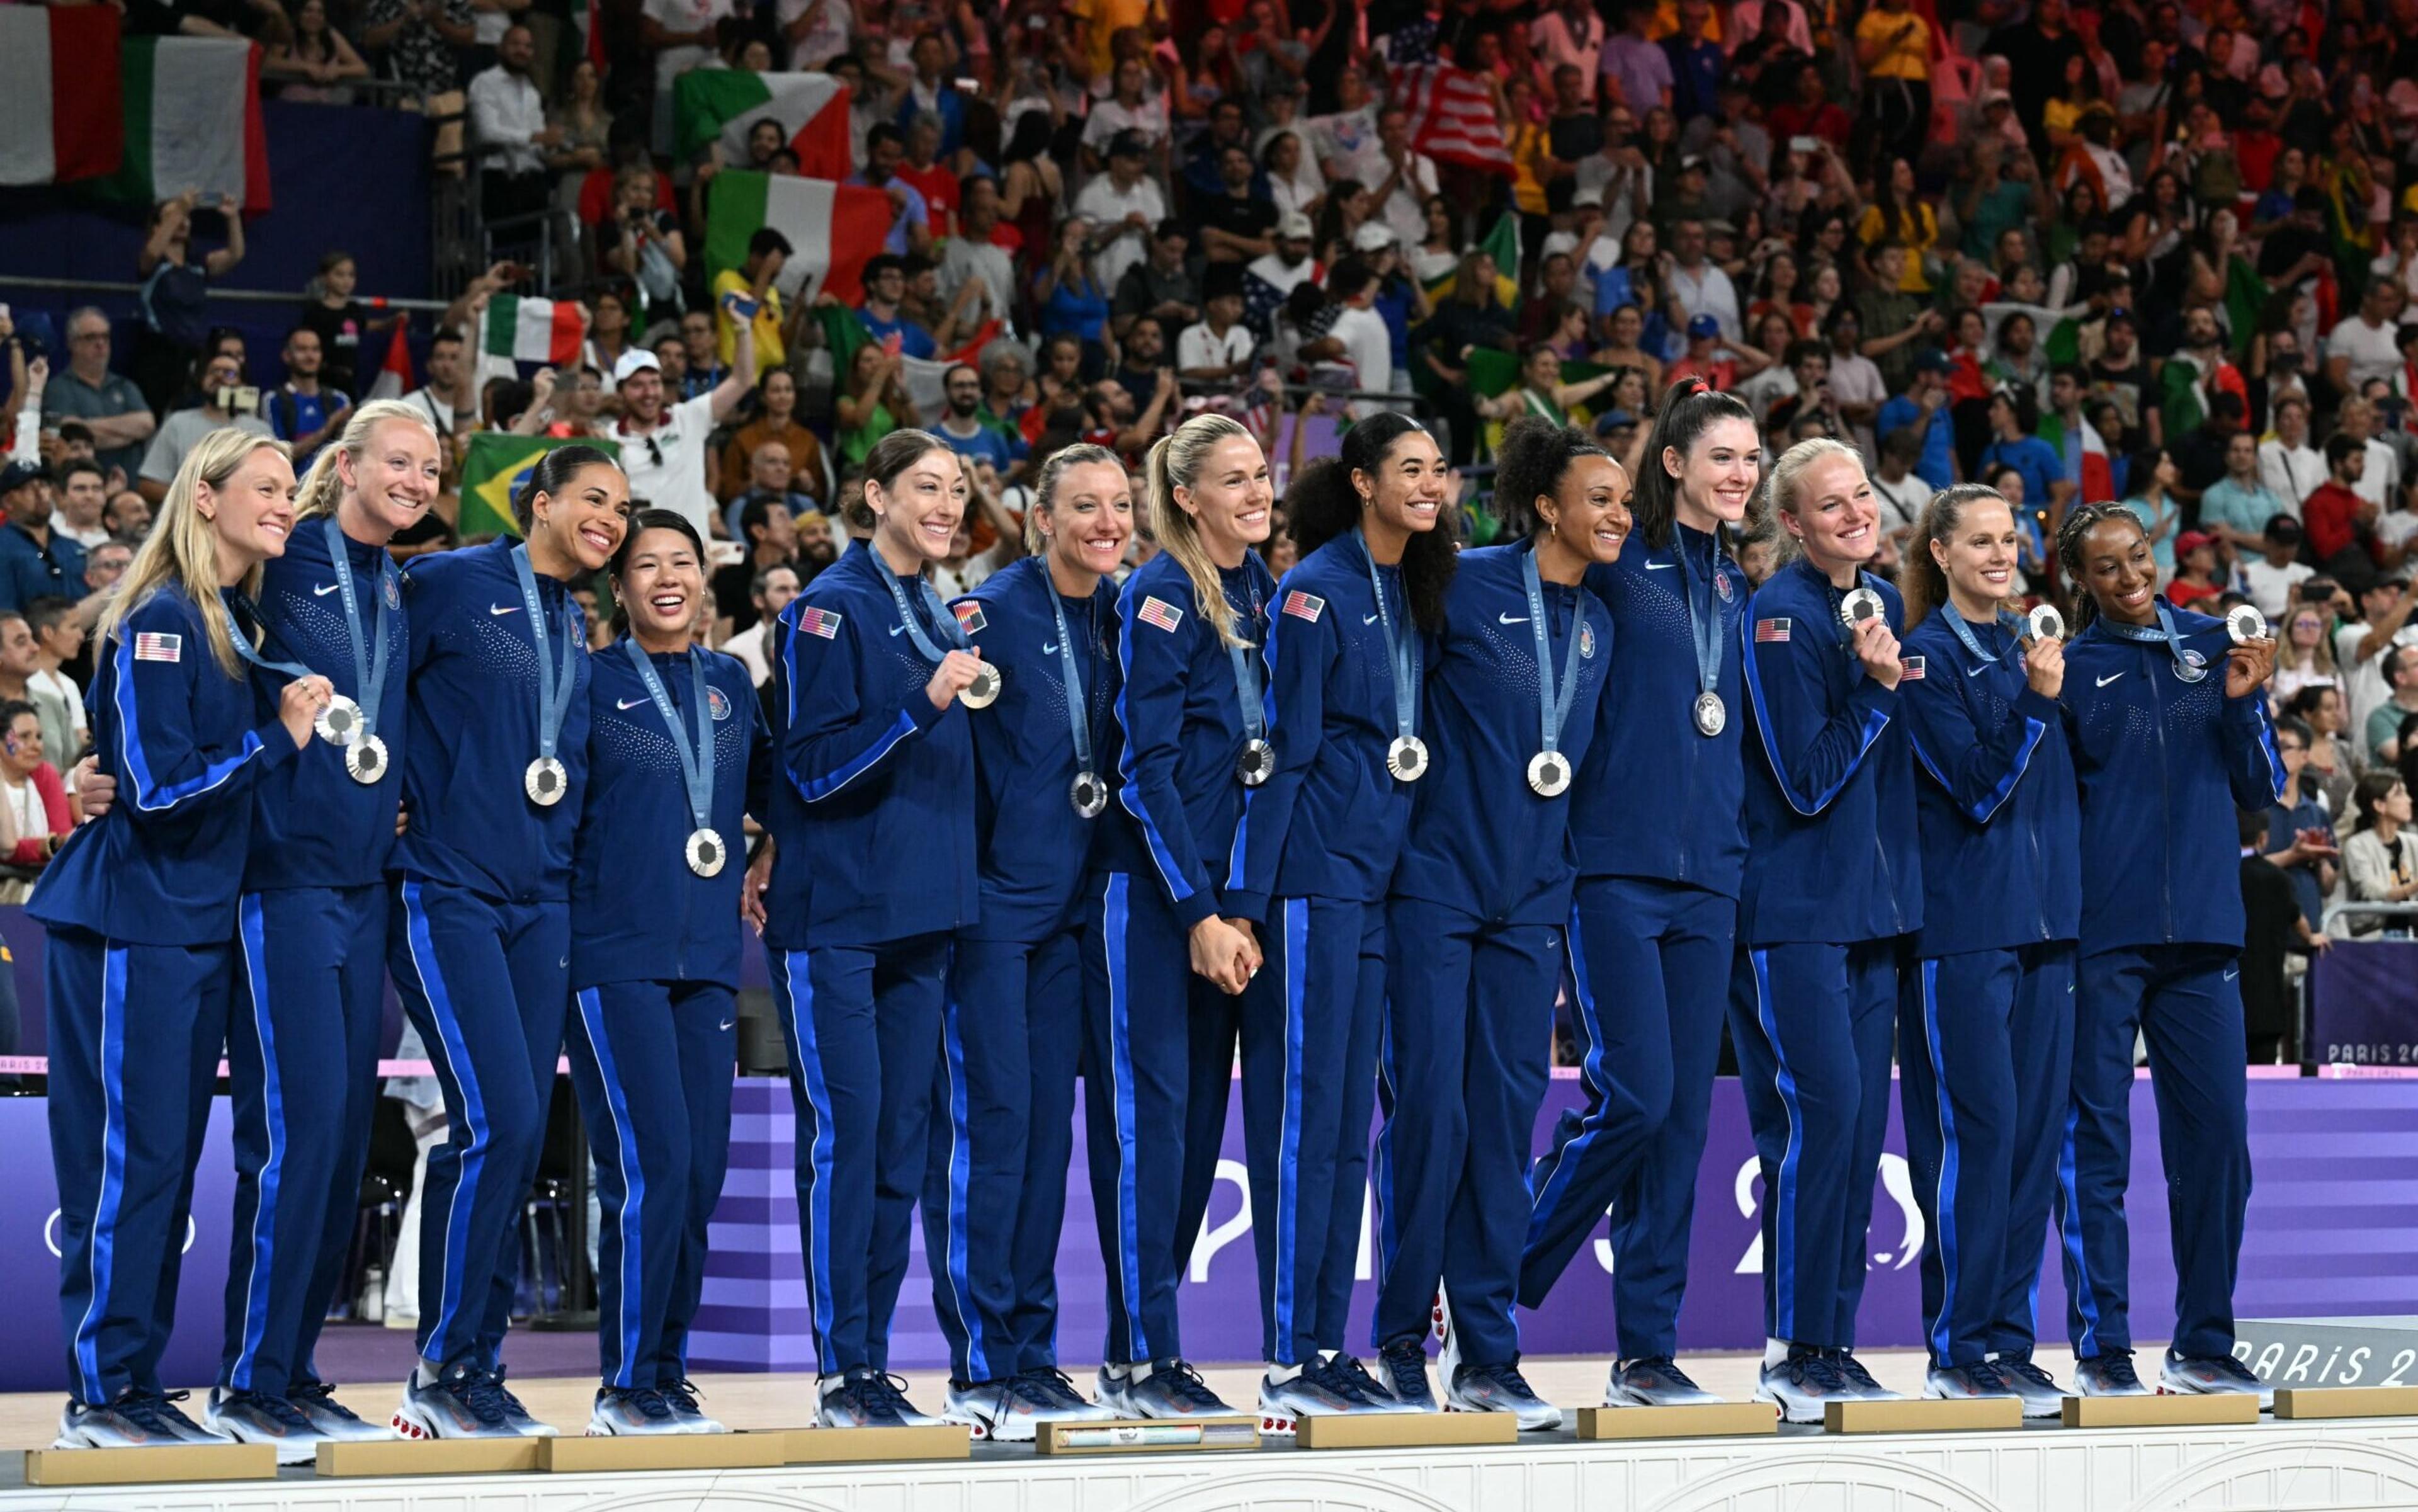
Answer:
[
  {"left": 2053, "top": 503, "right": 2285, "bottom": 1404},
  {"left": 1895, "top": 486, "right": 2080, "bottom": 1414},
  {"left": 1521, "top": 381, "right": 1756, "bottom": 1411},
  {"left": 1227, "top": 412, "right": 1453, "bottom": 1426},
  {"left": 387, "top": 443, "right": 629, "bottom": 1440},
  {"left": 38, "top": 433, "right": 332, "bottom": 1452},
  {"left": 1371, "top": 417, "right": 1624, "bottom": 1429},
  {"left": 919, "top": 446, "right": 1130, "bottom": 1440},
  {"left": 763, "top": 429, "right": 980, "bottom": 1429},
  {"left": 209, "top": 402, "right": 436, "bottom": 1459},
  {"left": 1082, "top": 413, "right": 1274, "bottom": 1419},
  {"left": 1729, "top": 436, "right": 1924, "bottom": 1423},
  {"left": 565, "top": 511, "right": 772, "bottom": 1435}
]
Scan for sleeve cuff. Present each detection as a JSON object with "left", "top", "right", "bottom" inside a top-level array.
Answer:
[
  {"left": 903, "top": 690, "right": 943, "bottom": 732},
  {"left": 1171, "top": 889, "right": 1221, "bottom": 932},
  {"left": 254, "top": 723, "right": 300, "bottom": 773},
  {"left": 2012, "top": 686, "right": 2060, "bottom": 725},
  {"left": 1853, "top": 676, "right": 1899, "bottom": 715},
  {"left": 1223, "top": 890, "right": 1271, "bottom": 926}
]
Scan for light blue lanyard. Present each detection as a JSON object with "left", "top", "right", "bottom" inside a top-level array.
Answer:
[
  {"left": 620, "top": 639, "right": 715, "bottom": 834},
  {"left": 511, "top": 543, "right": 582, "bottom": 761}
]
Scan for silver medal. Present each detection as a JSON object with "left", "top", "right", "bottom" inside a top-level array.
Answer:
[
  {"left": 1386, "top": 735, "right": 1429, "bottom": 782},
  {"left": 959, "top": 662, "right": 1002, "bottom": 709},
  {"left": 314, "top": 694, "right": 363, "bottom": 746},
  {"left": 1070, "top": 770, "right": 1107, "bottom": 818},
  {"left": 2227, "top": 604, "right": 2269, "bottom": 644},
  {"left": 525, "top": 756, "right": 569, "bottom": 806},
  {"left": 344, "top": 734, "right": 388, "bottom": 785},
  {"left": 1237, "top": 737, "right": 1274, "bottom": 787},
  {"left": 2026, "top": 603, "right": 2066, "bottom": 642},
  {"left": 2174, "top": 649, "right": 2210, "bottom": 683},
  {"left": 1526, "top": 750, "right": 1570, "bottom": 797},
  {"left": 1839, "top": 586, "right": 1885, "bottom": 630},
  {"left": 685, "top": 827, "right": 727, "bottom": 877},
  {"left": 1692, "top": 690, "right": 1727, "bottom": 737}
]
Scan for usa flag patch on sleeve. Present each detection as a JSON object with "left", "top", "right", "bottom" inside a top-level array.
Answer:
[
  {"left": 1754, "top": 618, "right": 1792, "bottom": 643},
  {"left": 951, "top": 602, "right": 987, "bottom": 634},
  {"left": 1281, "top": 589, "right": 1325, "bottom": 622},
  {"left": 1900, "top": 655, "right": 1926, "bottom": 681},
  {"left": 795, "top": 607, "right": 843, "bottom": 640},
  {"left": 1137, "top": 596, "right": 1184, "bottom": 633},
  {"left": 133, "top": 632, "right": 183, "bottom": 663}
]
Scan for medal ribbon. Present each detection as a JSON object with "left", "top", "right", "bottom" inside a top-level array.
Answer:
[
  {"left": 1522, "top": 547, "right": 1592, "bottom": 758},
  {"left": 1356, "top": 528, "right": 1422, "bottom": 745},
  {"left": 512, "top": 543, "right": 583, "bottom": 764},
  {"left": 621, "top": 639, "right": 715, "bottom": 836},
  {"left": 2099, "top": 597, "right": 2203, "bottom": 680},
  {"left": 1230, "top": 577, "right": 1267, "bottom": 743},
  {"left": 324, "top": 519, "right": 394, "bottom": 740},
  {"left": 1045, "top": 582, "right": 1097, "bottom": 774},
  {"left": 874, "top": 558, "right": 970, "bottom": 664},
  {"left": 1943, "top": 608, "right": 2025, "bottom": 667},
  {"left": 1672, "top": 526, "right": 1723, "bottom": 702}
]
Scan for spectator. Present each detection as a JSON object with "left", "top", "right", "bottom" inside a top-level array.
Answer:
[
  {"left": 1370, "top": 106, "right": 1441, "bottom": 252},
  {"left": 2367, "top": 646, "right": 2418, "bottom": 766},
  {"left": 296, "top": 251, "right": 388, "bottom": 401},
  {"left": 0, "top": 698, "right": 72, "bottom": 901},
  {"left": 1243, "top": 213, "right": 1324, "bottom": 338},
  {"left": 1178, "top": 269, "right": 1258, "bottom": 384},
  {"left": 2260, "top": 392, "right": 2322, "bottom": 518},
  {"left": 2200, "top": 430, "right": 2289, "bottom": 557},
  {"left": 41, "top": 310, "right": 156, "bottom": 482},
  {"left": 265, "top": 0, "right": 370, "bottom": 101},
  {"left": 468, "top": 23, "right": 555, "bottom": 225},
  {"left": 1073, "top": 132, "right": 1167, "bottom": 300},
  {"left": 602, "top": 164, "right": 688, "bottom": 325},
  {"left": 1599, "top": 1, "right": 1672, "bottom": 116},
  {"left": 1324, "top": 261, "right": 1397, "bottom": 418},
  {"left": 858, "top": 254, "right": 938, "bottom": 359},
  {"left": 722, "top": 562, "right": 801, "bottom": 688},
  {"left": 641, "top": 0, "right": 729, "bottom": 154},
  {"left": 1198, "top": 143, "right": 1281, "bottom": 267},
  {"left": 2337, "top": 399, "right": 2404, "bottom": 520},
  {"left": 1263, "top": 131, "right": 1326, "bottom": 224},
  {"left": 711, "top": 229, "right": 793, "bottom": 383},
  {"left": 2304, "top": 434, "right": 2383, "bottom": 591},
  {"left": 893, "top": 115, "right": 960, "bottom": 241},
  {"left": 269, "top": 327, "right": 353, "bottom": 469},
  {"left": 23, "top": 598, "right": 86, "bottom": 769},
  {"left": 361, "top": 0, "right": 474, "bottom": 95},
  {"left": 2240, "top": 515, "right": 2313, "bottom": 621},
  {"left": 1854, "top": 0, "right": 1930, "bottom": 162},
  {"left": 606, "top": 326, "right": 752, "bottom": 541},
  {"left": 139, "top": 351, "right": 275, "bottom": 504},
  {"left": 1661, "top": 0, "right": 1723, "bottom": 123},
  {"left": 1082, "top": 57, "right": 1171, "bottom": 166},
  {"left": 2327, "top": 280, "right": 2407, "bottom": 399},
  {"left": 850, "top": 122, "right": 934, "bottom": 259},
  {"left": 676, "top": 309, "right": 726, "bottom": 401},
  {"left": 1875, "top": 350, "right": 1956, "bottom": 492},
  {"left": 0, "top": 466, "right": 82, "bottom": 618},
  {"left": 49, "top": 462, "right": 111, "bottom": 556},
  {"left": 1035, "top": 219, "right": 1116, "bottom": 373},
  {"left": 836, "top": 341, "right": 914, "bottom": 469},
  {"left": 1532, "top": 0, "right": 1606, "bottom": 104},
  {"left": 2337, "top": 573, "right": 2418, "bottom": 753},
  {"left": 550, "top": 58, "right": 612, "bottom": 177},
  {"left": 402, "top": 328, "right": 475, "bottom": 441},
  {"left": 1113, "top": 221, "right": 1200, "bottom": 347},
  {"left": 132, "top": 193, "right": 245, "bottom": 414},
  {"left": 2237, "top": 807, "right": 2315, "bottom": 1063},
  {"left": 933, "top": 363, "right": 1020, "bottom": 476},
  {"left": 713, "top": 495, "right": 799, "bottom": 637},
  {"left": 898, "top": 33, "right": 968, "bottom": 160},
  {"left": 2264, "top": 717, "right": 2339, "bottom": 928},
  {"left": 940, "top": 177, "right": 1021, "bottom": 335},
  {"left": 718, "top": 368, "right": 829, "bottom": 513},
  {"left": 1110, "top": 320, "right": 1174, "bottom": 412},
  {"left": 101, "top": 492, "right": 149, "bottom": 546},
  {"left": 2167, "top": 530, "right": 2225, "bottom": 609},
  {"left": 2341, "top": 771, "right": 2418, "bottom": 936}
]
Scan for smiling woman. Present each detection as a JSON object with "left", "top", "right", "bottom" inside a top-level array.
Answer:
[{"left": 26, "top": 429, "right": 339, "bottom": 1452}]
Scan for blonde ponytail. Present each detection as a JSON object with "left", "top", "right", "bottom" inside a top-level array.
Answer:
[
  {"left": 103, "top": 429, "right": 294, "bottom": 678},
  {"left": 1144, "top": 414, "right": 1256, "bottom": 649},
  {"left": 295, "top": 399, "right": 441, "bottom": 520}
]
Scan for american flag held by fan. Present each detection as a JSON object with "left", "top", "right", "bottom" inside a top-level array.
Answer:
[{"left": 1390, "top": 62, "right": 1516, "bottom": 177}]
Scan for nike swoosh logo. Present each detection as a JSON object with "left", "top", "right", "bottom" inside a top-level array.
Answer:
[
  {"left": 2096, "top": 673, "right": 2124, "bottom": 687},
  {"left": 1645, "top": 560, "right": 1676, "bottom": 570},
  {"left": 2223, "top": 967, "right": 2240, "bottom": 982},
  {"left": 1041, "top": 642, "right": 1059, "bottom": 654},
  {"left": 1967, "top": 664, "right": 1989, "bottom": 678},
  {"left": 314, "top": 582, "right": 342, "bottom": 596},
  {"left": 1363, "top": 613, "right": 1380, "bottom": 625},
  {"left": 616, "top": 696, "right": 647, "bottom": 710},
  {"left": 889, "top": 623, "right": 907, "bottom": 636},
  {"left": 491, "top": 603, "right": 520, "bottom": 616},
  {"left": 1499, "top": 613, "right": 1529, "bottom": 624},
  {"left": 718, "top": 1018, "right": 736, "bottom": 1030}
]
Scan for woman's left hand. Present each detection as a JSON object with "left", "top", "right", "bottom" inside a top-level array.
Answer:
[{"left": 2225, "top": 635, "right": 2277, "bottom": 699}]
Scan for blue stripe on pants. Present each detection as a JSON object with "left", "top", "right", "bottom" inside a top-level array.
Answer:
[
  {"left": 572, "top": 987, "right": 648, "bottom": 1389},
  {"left": 71, "top": 945, "right": 129, "bottom": 1406},
  {"left": 934, "top": 991, "right": 987, "bottom": 1382},
  {"left": 397, "top": 882, "right": 487, "bottom": 1367},
  {"left": 1917, "top": 960, "right": 1960, "bottom": 1365},
  {"left": 1274, "top": 897, "right": 1308, "bottom": 1362},
  {"left": 769, "top": 946, "right": 838, "bottom": 1372},
  {"left": 229, "top": 896, "right": 286, "bottom": 1390},
  {"left": 1747, "top": 946, "right": 1805, "bottom": 1342}
]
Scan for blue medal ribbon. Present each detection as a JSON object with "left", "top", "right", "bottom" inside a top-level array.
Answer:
[
  {"left": 1943, "top": 607, "right": 2024, "bottom": 667},
  {"left": 323, "top": 518, "right": 394, "bottom": 739},
  {"left": 1230, "top": 577, "right": 1267, "bottom": 744},
  {"left": 1522, "top": 547, "right": 1592, "bottom": 758},
  {"left": 620, "top": 639, "right": 715, "bottom": 836},
  {"left": 1355, "top": 528, "right": 1422, "bottom": 745},
  {"left": 511, "top": 543, "right": 584, "bottom": 762},
  {"left": 226, "top": 591, "right": 315, "bottom": 683},
  {"left": 1045, "top": 581, "right": 1098, "bottom": 773},
  {"left": 2099, "top": 597, "right": 2207, "bottom": 681},
  {"left": 1672, "top": 526, "right": 1724, "bottom": 703},
  {"left": 874, "top": 557, "right": 971, "bottom": 663}
]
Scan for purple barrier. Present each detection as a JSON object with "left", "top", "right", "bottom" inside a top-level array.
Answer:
[{"left": 2311, "top": 939, "right": 2418, "bottom": 1067}]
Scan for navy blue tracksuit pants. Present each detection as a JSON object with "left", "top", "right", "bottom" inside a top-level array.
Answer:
[
  {"left": 1374, "top": 899, "right": 1557, "bottom": 1367},
  {"left": 1521, "top": 877, "right": 1734, "bottom": 1360},
  {"left": 922, "top": 930, "right": 1084, "bottom": 1385},
  {"left": 1899, "top": 944, "right": 2075, "bottom": 1369},
  {"left": 1245, "top": 896, "right": 1383, "bottom": 1367},
  {"left": 2058, "top": 943, "right": 2251, "bottom": 1363},
  {"left": 769, "top": 934, "right": 946, "bottom": 1377},
  {"left": 1728, "top": 938, "right": 1899, "bottom": 1350},
  {"left": 388, "top": 878, "right": 569, "bottom": 1372},
  {"left": 1079, "top": 870, "right": 1261, "bottom": 1367},
  {"left": 565, "top": 981, "right": 736, "bottom": 1390},
  {"left": 224, "top": 885, "right": 386, "bottom": 1396},
  {"left": 48, "top": 929, "right": 225, "bottom": 1406}
]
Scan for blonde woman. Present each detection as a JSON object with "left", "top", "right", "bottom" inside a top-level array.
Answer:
[
  {"left": 1082, "top": 413, "right": 1274, "bottom": 1419},
  {"left": 212, "top": 401, "right": 438, "bottom": 1457},
  {"left": 34, "top": 430, "right": 332, "bottom": 1451}
]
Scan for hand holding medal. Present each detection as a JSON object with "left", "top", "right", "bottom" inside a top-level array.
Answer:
[
  {"left": 2223, "top": 606, "right": 2277, "bottom": 700},
  {"left": 1844, "top": 603, "right": 1905, "bottom": 689},
  {"left": 926, "top": 648, "right": 990, "bottom": 710},
  {"left": 275, "top": 674, "right": 338, "bottom": 748}
]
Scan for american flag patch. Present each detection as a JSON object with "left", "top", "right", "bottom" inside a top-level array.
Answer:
[
  {"left": 1281, "top": 590, "right": 1325, "bottom": 623},
  {"left": 952, "top": 601, "right": 987, "bottom": 634},
  {"left": 795, "top": 606, "right": 843, "bottom": 640},
  {"left": 1137, "top": 596, "right": 1184, "bottom": 633},
  {"left": 133, "top": 632, "right": 183, "bottom": 663},
  {"left": 1900, "top": 655, "right": 1926, "bottom": 681},
  {"left": 1754, "top": 618, "right": 1792, "bottom": 643}
]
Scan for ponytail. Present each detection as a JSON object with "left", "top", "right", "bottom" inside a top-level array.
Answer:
[
  {"left": 1283, "top": 411, "right": 1456, "bottom": 632},
  {"left": 1145, "top": 414, "right": 1256, "bottom": 648},
  {"left": 295, "top": 398, "right": 440, "bottom": 521},
  {"left": 1631, "top": 377, "right": 1756, "bottom": 551},
  {"left": 1902, "top": 483, "right": 2009, "bottom": 630}
]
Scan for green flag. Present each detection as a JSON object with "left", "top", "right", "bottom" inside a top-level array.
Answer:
[
  {"left": 1479, "top": 212, "right": 1521, "bottom": 302},
  {"left": 457, "top": 433, "right": 622, "bottom": 542}
]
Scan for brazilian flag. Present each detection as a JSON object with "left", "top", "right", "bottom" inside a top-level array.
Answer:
[{"left": 457, "top": 434, "right": 622, "bottom": 541}]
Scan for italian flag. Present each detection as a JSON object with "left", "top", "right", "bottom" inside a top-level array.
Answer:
[
  {"left": 0, "top": 8, "right": 126, "bottom": 187},
  {"left": 484, "top": 295, "right": 586, "bottom": 367},
  {"left": 705, "top": 170, "right": 894, "bottom": 305},
  {"left": 365, "top": 322, "right": 416, "bottom": 402},
  {"left": 96, "top": 37, "right": 273, "bottom": 212},
  {"left": 674, "top": 72, "right": 853, "bottom": 179}
]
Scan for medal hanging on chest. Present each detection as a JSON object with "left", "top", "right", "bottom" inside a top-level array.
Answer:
[
  {"left": 514, "top": 544, "right": 584, "bottom": 807},
  {"left": 622, "top": 639, "right": 724, "bottom": 877}
]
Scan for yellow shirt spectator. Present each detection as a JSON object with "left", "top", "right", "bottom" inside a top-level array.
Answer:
[
  {"left": 1857, "top": 202, "right": 1938, "bottom": 292},
  {"left": 1855, "top": 6, "right": 1929, "bottom": 82},
  {"left": 713, "top": 268, "right": 785, "bottom": 379},
  {"left": 1075, "top": 0, "right": 1155, "bottom": 84}
]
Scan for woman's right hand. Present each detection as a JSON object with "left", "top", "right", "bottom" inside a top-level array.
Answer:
[
  {"left": 2023, "top": 633, "right": 2065, "bottom": 698},
  {"left": 1188, "top": 915, "right": 1255, "bottom": 994},
  {"left": 926, "top": 650, "right": 986, "bottom": 711},
  {"left": 71, "top": 756, "right": 113, "bottom": 821},
  {"left": 278, "top": 675, "right": 336, "bottom": 749},
  {"left": 1851, "top": 615, "right": 1904, "bottom": 689}
]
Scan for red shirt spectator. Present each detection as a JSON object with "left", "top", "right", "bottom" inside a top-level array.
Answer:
[{"left": 2303, "top": 479, "right": 2368, "bottom": 566}]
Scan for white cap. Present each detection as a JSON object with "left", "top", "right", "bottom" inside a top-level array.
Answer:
[
  {"left": 1276, "top": 210, "right": 1315, "bottom": 241},
  {"left": 1572, "top": 185, "right": 1604, "bottom": 208},
  {"left": 613, "top": 350, "right": 662, "bottom": 384},
  {"left": 1352, "top": 222, "right": 1397, "bottom": 251}
]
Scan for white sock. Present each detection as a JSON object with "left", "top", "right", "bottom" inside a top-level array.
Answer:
[
  {"left": 1128, "top": 1360, "right": 1155, "bottom": 1384},
  {"left": 1101, "top": 1361, "right": 1131, "bottom": 1383},
  {"left": 1319, "top": 1349, "right": 1340, "bottom": 1365},
  {"left": 1764, "top": 1338, "right": 1791, "bottom": 1370},
  {"left": 1268, "top": 1362, "right": 1303, "bottom": 1385},
  {"left": 416, "top": 1361, "right": 443, "bottom": 1389},
  {"left": 817, "top": 1373, "right": 848, "bottom": 1401}
]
